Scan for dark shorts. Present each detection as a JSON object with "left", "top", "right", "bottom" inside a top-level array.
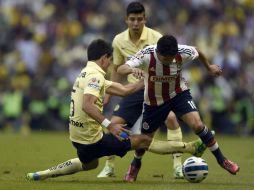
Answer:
[
  {"left": 141, "top": 90, "right": 198, "bottom": 134},
  {"left": 113, "top": 89, "right": 144, "bottom": 127},
  {"left": 72, "top": 133, "right": 131, "bottom": 164}
]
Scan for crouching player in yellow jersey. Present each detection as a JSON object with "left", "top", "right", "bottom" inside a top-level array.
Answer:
[
  {"left": 26, "top": 39, "right": 206, "bottom": 181},
  {"left": 98, "top": 1, "right": 185, "bottom": 179}
]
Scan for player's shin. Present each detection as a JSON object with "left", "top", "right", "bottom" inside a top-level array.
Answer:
[
  {"left": 196, "top": 126, "right": 225, "bottom": 164},
  {"left": 167, "top": 128, "right": 183, "bottom": 169}
]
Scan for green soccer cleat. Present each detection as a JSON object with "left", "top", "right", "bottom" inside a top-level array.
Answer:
[
  {"left": 26, "top": 173, "right": 42, "bottom": 181},
  {"left": 192, "top": 130, "right": 215, "bottom": 157},
  {"left": 193, "top": 139, "right": 207, "bottom": 157}
]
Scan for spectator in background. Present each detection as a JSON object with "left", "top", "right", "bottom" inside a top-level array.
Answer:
[{"left": 0, "top": 0, "right": 252, "bottom": 135}]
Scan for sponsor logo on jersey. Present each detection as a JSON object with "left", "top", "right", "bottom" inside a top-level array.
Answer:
[
  {"left": 150, "top": 75, "right": 177, "bottom": 82},
  {"left": 69, "top": 119, "right": 84, "bottom": 128},
  {"left": 88, "top": 77, "right": 100, "bottom": 90}
]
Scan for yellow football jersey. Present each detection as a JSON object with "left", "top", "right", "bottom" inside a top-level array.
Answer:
[
  {"left": 112, "top": 26, "right": 162, "bottom": 83},
  {"left": 69, "top": 61, "right": 112, "bottom": 145}
]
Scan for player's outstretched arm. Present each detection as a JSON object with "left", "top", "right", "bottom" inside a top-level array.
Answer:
[
  {"left": 117, "top": 64, "right": 133, "bottom": 75},
  {"left": 196, "top": 48, "right": 222, "bottom": 77},
  {"left": 106, "top": 80, "right": 144, "bottom": 97},
  {"left": 82, "top": 94, "right": 129, "bottom": 140}
]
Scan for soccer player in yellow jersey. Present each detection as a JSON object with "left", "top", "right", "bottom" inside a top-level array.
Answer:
[
  {"left": 98, "top": 2, "right": 184, "bottom": 179},
  {"left": 26, "top": 39, "right": 207, "bottom": 181}
]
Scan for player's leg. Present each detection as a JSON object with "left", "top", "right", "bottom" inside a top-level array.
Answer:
[
  {"left": 181, "top": 111, "right": 239, "bottom": 174},
  {"left": 165, "top": 111, "right": 183, "bottom": 179},
  {"left": 97, "top": 115, "right": 125, "bottom": 178},
  {"left": 98, "top": 90, "right": 144, "bottom": 178},
  {"left": 174, "top": 90, "right": 239, "bottom": 175},
  {"left": 130, "top": 134, "right": 205, "bottom": 156},
  {"left": 26, "top": 158, "right": 97, "bottom": 181}
]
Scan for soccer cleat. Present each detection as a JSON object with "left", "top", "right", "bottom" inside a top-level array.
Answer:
[
  {"left": 173, "top": 165, "right": 184, "bottom": 179},
  {"left": 124, "top": 165, "right": 141, "bottom": 182},
  {"left": 26, "top": 173, "right": 41, "bottom": 181},
  {"left": 97, "top": 165, "right": 115, "bottom": 178},
  {"left": 192, "top": 139, "right": 207, "bottom": 157},
  {"left": 221, "top": 159, "right": 240, "bottom": 175}
]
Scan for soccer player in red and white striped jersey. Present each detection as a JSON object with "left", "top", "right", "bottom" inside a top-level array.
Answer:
[{"left": 118, "top": 35, "right": 240, "bottom": 181}]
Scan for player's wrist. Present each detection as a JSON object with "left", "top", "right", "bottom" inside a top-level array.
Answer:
[{"left": 101, "top": 118, "right": 111, "bottom": 128}]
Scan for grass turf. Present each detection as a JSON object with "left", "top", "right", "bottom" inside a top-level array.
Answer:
[{"left": 0, "top": 131, "right": 253, "bottom": 190}]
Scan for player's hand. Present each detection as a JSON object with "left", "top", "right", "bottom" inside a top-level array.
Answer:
[
  {"left": 107, "top": 123, "right": 131, "bottom": 141},
  {"left": 132, "top": 68, "right": 144, "bottom": 79},
  {"left": 208, "top": 65, "right": 222, "bottom": 77},
  {"left": 103, "top": 94, "right": 111, "bottom": 105}
]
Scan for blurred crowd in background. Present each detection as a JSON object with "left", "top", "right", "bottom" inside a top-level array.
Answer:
[{"left": 0, "top": 0, "right": 253, "bottom": 135}]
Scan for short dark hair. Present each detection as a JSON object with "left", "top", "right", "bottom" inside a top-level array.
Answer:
[
  {"left": 87, "top": 39, "right": 113, "bottom": 61},
  {"left": 157, "top": 35, "right": 178, "bottom": 56},
  {"left": 126, "top": 2, "right": 145, "bottom": 16}
]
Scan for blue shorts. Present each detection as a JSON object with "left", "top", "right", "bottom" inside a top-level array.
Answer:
[
  {"left": 141, "top": 90, "right": 198, "bottom": 134},
  {"left": 72, "top": 133, "right": 131, "bottom": 164},
  {"left": 113, "top": 89, "right": 144, "bottom": 127}
]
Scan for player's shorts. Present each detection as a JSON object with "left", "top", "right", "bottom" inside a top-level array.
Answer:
[
  {"left": 72, "top": 133, "right": 131, "bottom": 164},
  {"left": 113, "top": 89, "right": 144, "bottom": 127},
  {"left": 141, "top": 90, "right": 198, "bottom": 134}
]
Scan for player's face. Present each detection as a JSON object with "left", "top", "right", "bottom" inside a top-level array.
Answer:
[
  {"left": 126, "top": 13, "right": 146, "bottom": 35},
  {"left": 157, "top": 52, "right": 175, "bottom": 66}
]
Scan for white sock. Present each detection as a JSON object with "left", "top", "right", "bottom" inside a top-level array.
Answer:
[{"left": 36, "top": 158, "right": 83, "bottom": 179}]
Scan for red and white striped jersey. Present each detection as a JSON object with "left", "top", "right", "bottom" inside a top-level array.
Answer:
[{"left": 125, "top": 44, "right": 199, "bottom": 106}]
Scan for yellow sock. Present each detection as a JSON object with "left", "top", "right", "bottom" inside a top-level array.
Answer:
[
  {"left": 148, "top": 139, "right": 194, "bottom": 155},
  {"left": 167, "top": 128, "right": 183, "bottom": 168}
]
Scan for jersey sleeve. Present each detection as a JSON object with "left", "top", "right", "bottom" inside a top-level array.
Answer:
[
  {"left": 125, "top": 49, "right": 146, "bottom": 68},
  {"left": 83, "top": 73, "right": 104, "bottom": 97},
  {"left": 178, "top": 45, "right": 199, "bottom": 63},
  {"left": 112, "top": 37, "right": 124, "bottom": 66},
  {"left": 104, "top": 80, "right": 113, "bottom": 90}
]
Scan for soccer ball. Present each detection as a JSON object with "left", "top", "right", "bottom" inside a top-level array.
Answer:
[{"left": 182, "top": 156, "right": 208, "bottom": 183}]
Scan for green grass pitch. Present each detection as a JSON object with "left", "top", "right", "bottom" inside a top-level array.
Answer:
[{"left": 0, "top": 132, "right": 253, "bottom": 190}]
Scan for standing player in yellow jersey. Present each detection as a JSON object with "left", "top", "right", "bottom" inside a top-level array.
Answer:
[
  {"left": 26, "top": 39, "right": 206, "bottom": 181},
  {"left": 97, "top": 2, "right": 184, "bottom": 179}
]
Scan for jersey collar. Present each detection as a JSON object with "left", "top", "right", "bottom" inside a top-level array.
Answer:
[
  {"left": 87, "top": 61, "right": 106, "bottom": 75},
  {"left": 124, "top": 26, "right": 148, "bottom": 41}
]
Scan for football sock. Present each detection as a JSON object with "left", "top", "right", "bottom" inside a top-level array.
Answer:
[
  {"left": 167, "top": 128, "right": 183, "bottom": 168},
  {"left": 105, "top": 155, "right": 115, "bottom": 168},
  {"left": 148, "top": 139, "right": 194, "bottom": 154},
  {"left": 35, "top": 158, "right": 83, "bottom": 179},
  {"left": 131, "top": 152, "right": 143, "bottom": 168},
  {"left": 196, "top": 126, "right": 225, "bottom": 164}
]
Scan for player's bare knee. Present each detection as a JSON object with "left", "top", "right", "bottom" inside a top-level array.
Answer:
[
  {"left": 165, "top": 112, "right": 179, "bottom": 129},
  {"left": 141, "top": 135, "right": 152, "bottom": 149}
]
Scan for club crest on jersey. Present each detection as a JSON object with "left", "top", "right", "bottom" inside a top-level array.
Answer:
[
  {"left": 150, "top": 75, "right": 177, "bottom": 82},
  {"left": 142, "top": 122, "right": 149, "bottom": 130}
]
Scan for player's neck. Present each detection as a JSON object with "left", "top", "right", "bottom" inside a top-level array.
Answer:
[{"left": 129, "top": 31, "right": 141, "bottom": 45}]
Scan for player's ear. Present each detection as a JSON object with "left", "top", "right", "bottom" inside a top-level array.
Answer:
[
  {"left": 125, "top": 16, "right": 128, "bottom": 24},
  {"left": 100, "top": 54, "right": 108, "bottom": 63}
]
